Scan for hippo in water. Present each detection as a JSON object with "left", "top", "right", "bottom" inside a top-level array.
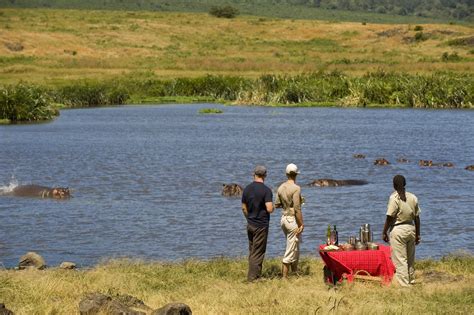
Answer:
[
  {"left": 466, "top": 165, "right": 474, "bottom": 171},
  {"left": 309, "top": 179, "right": 369, "bottom": 187},
  {"left": 374, "top": 158, "right": 390, "bottom": 166},
  {"left": 419, "top": 160, "right": 454, "bottom": 167},
  {"left": 8, "top": 185, "right": 70, "bottom": 199},
  {"left": 222, "top": 183, "right": 243, "bottom": 197}
]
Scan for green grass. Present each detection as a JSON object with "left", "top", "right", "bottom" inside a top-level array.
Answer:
[
  {"left": 198, "top": 108, "right": 223, "bottom": 114},
  {"left": 0, "top": 254, "right": 472, "bottom": 314}
]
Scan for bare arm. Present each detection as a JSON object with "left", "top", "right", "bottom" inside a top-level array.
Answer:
[
  {"left": 382, "top": 215, "right": 395, "bottom": 243},
  {"left": 265, "top": 202, "right": 274, "bottom": 214},
  {"left": 415, "top": 216, "right": 421, "bottom": 245},
  {"left": 294, "top": 188, "right": 304, "bottom": 234},
  {"left": 242, "top": 203, "right": 248, "bottom": 218}
]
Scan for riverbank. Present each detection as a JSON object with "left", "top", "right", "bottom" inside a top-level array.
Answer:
[
  {"left": 0, "top": 253, "right": 472, "bottom": 314},
  {"left": 1, "top": 71, "right": 472, "bottom": 123}
]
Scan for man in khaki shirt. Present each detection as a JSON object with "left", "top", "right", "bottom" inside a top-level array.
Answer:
[
  {"left": 275, "top": 163, "right": 304, "bottom": 278},
  {"left": 382, "top": 175, "right": 421, "bottom": 287}
]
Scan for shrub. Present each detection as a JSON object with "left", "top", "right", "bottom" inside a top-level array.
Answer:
[
  {"left": 441, "top": 52, "right": 461, "bottom": 62},
  {"left": 414, "top": 31, "right": 427, "bottom": 42},
  {"left": 198, "top": 108, "right": 223, "bottom": 114},
  {"left": 414, "top": 25, "right": 424, "bottom": 31},
  {"left": 209, "top": 5, "right": 239, "bottom": 19},
  {"left": 52, "top": 81, "right": 129, "bottom": 107},
  {"left": 0, "top": 83, "right": 58, "bottom": 123}
]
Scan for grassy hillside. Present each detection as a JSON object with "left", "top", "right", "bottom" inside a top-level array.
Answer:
[
  {"left": 0, "top": 0, "right": 474, "bottom": 23},
  {"left": 0, "top": 254, "right": 473, "bottom": 314},
  {"left": 1, "top": 0, "right": 471, "bottom": 24},
  {"left": 0, "top": 8, "right": 473, "bottom": 85}
]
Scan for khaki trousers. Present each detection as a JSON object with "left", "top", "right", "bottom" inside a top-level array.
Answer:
[
  {"left": 390, "top": 224, "right": 416, "bottom": 287},
  {"left": 281, "top": 215, "right": 300, "bottom": 265}
]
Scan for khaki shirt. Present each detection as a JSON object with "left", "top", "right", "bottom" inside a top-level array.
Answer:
[
  {"left": 387, "top": 191, "right": 420, "bottom": 225},
  {"left": 275, "top": 181, "right": 302, "bottom": 217}
]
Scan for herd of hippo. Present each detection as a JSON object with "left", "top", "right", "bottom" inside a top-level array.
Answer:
[
  {"left": 222, "top": 154, "right": 474, "bottom": 197},
  {"left": 1, "top": 155, "right": 472, "bottom": 200}
]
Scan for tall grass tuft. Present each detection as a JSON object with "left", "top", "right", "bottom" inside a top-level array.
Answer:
[
  {"left": 52, "top": 80, "right": 130, "bottom": 108},
  {"left": 0, "top": 83, "right": 58, "bottom": 123}
]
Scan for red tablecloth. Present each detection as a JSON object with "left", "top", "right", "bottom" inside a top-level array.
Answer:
[{"left": 318, "top": 244, "right": 395, "bottom": 284}]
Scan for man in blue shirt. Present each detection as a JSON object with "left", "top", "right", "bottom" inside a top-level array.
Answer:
[{"left": 241, "top": 165, "right": 274, "bottom": 281}]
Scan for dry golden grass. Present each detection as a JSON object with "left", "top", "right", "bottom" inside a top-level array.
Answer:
[
  {"left": 0, "top": 8, "right": 473, "bottom": 84},
  {"left": 0, "top": 256, "right": 473, "bottom": 314}
]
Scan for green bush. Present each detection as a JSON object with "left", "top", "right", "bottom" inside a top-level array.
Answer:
[
  {"left": 441, "top": 51, "right": 462, "bottom": 62},
  {"left": 198, "top": 108, "right": 223, "bottom": 114},
  {"left": 209, "top": 5, "right": 239, "bottom": 19},
  {"left": 0, "top": 83, "right": 58, "bottom": 123},
  {"left": 52, "top": 81, "right": 129, "bottom": 107},
  {"left": 413, "top": 25, "right": 424, "bottom": 31}
]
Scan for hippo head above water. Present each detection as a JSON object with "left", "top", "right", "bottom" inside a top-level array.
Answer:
[
  {"left": 9, "top": 185, "right": 71, "bottom": 199},
  {"left": 222, "top": 183, "right": 243, "bottom": 197},
  {"left": 50, "top": 187, "right": 70, "bottom": 199}
]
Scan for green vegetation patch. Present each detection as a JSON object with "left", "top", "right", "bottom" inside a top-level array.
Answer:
[
  {"left": 0, "top": 83, "right": 59, "bottom": 123},
  {"left": 198, "top": 108, "right": 223, "bottom": 114},
  {"left": 446, "top": 36, "right": 474, "bottom": 47}
]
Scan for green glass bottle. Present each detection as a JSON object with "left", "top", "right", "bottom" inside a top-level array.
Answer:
[{"left": 326, "top": 224, "right": 331, "bottom": 245}]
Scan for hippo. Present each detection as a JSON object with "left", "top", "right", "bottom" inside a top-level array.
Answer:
[
  {"left": 466, "top": 165, "right": 474, "bottom": 171},
  {"left": 374, "top": 158, "right": 390, "bottom": 166},
  {"left": 222, "top": 183, "right": 243, "bottom": 197},
  {"left": 8, "top": 184, "right": 70, "bottom": 199},
  {"left": 308, "top": 179, "right": 369, "bottom": 187},
  {"left": 419, "top": 160, "right": 454, "bottom": 167},
  {"left": 397, "top": 158, "right": 410, "bottom": 163},
  {"left": 353, "top": 154, "right": 366, "bottom": 159}
]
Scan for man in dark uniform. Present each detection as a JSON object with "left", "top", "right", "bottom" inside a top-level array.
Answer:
[{"left": 241, "top": 165, "right": 274, "bottom": 281}]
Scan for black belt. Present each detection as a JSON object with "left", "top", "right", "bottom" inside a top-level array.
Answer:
[{"left": 393, "top": 221, "right": 414, "bottom": 226}]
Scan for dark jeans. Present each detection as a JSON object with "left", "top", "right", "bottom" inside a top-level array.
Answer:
[{"left": 247, "top": 224, "right": 269, "bottom": 281}]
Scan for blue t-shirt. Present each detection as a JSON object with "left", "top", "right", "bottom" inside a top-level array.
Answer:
[{"left": 242, "top": 181, "right": 273, "bottom": 228}]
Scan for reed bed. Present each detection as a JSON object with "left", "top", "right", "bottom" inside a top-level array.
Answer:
[
  {"left": 1, "top": 71, "right": 472, "bottom": 122},
  {"left": 0, "top": 253, "right": 472, "bottom": 314}
]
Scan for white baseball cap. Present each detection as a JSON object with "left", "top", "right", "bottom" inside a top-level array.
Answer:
[{"left": 286, "top": 163, "right": 300, "bottom": 175}]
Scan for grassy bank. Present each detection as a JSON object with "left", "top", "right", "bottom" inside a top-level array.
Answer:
[
  {"left": 0, "top": 253, "right": 472, "bottom": 314},
  {"left": 1, "top": 71, "right": 472, "bottom": 122},
  {"left": 0, "top": 8, "right": 473, "bottom": 84}
]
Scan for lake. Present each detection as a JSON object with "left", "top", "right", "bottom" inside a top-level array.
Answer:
[{"left": 0, "top": 104, "right": 473, "bottom": 268}]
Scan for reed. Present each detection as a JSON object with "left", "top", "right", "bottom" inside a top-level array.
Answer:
[
  {"left": 0, "top": 83, "right": 58, "bottom": 123},
  {"left": 0, "top": 253, "right": 472, "bottom": 314}
]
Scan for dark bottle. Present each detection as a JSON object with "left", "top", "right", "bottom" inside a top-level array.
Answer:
[
  {"left": 332, "top": 225, "right": 339, "bottom": 246},
  {"left": 326, "top": 224, "right": 331, "bottom": 245}
]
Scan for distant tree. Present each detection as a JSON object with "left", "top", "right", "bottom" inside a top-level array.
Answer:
[{"left": 209, "top": 5, "right": 239, "bottom": 18}]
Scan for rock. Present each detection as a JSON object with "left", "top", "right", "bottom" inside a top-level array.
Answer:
[
  {"left": 0, "top": 303, "right": 14, "bottom": 315},
  {"left": 114, "top": 294, "right": 150, "bottom": 310},
  {"left": 221, "top": 183, "right": 243, "bottom": 197},
  {"left": 78, "top": 293, "right": 146, "bottom": 315},
  {"left": 152, "top": 303, "right": 192, "bottom": 315},
  {"left": 374, "top": 158, "right": 390, "bottom": 166},
  {"left": 465, "top": 165, "right": 474, "bottom": 171},
  {"left": 18, "top": 252, "right": 46, "bottom": 270},
  {"left": 59, "top": 262, "right": 76, "bottom": 270}
]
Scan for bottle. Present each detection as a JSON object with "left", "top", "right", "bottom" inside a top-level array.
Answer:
[
  {"left": 333, "top": 225, "right": 339, "bottom": 245},
  {"left": 326, "top": 224, "right": 331, "bottom": 245}
]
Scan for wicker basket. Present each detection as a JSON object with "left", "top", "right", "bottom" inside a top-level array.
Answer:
[{"left": 353, "top": 270, "right": 382, "bottom": 282}]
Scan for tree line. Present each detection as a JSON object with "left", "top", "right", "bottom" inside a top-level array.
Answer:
[{"left": 1, "top": 0, "right": 472, "bottom": 22}]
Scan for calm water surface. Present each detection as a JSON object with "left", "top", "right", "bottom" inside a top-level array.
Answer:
[{"left": 0, "top": 104, "right": 473, "bottom": 267}]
